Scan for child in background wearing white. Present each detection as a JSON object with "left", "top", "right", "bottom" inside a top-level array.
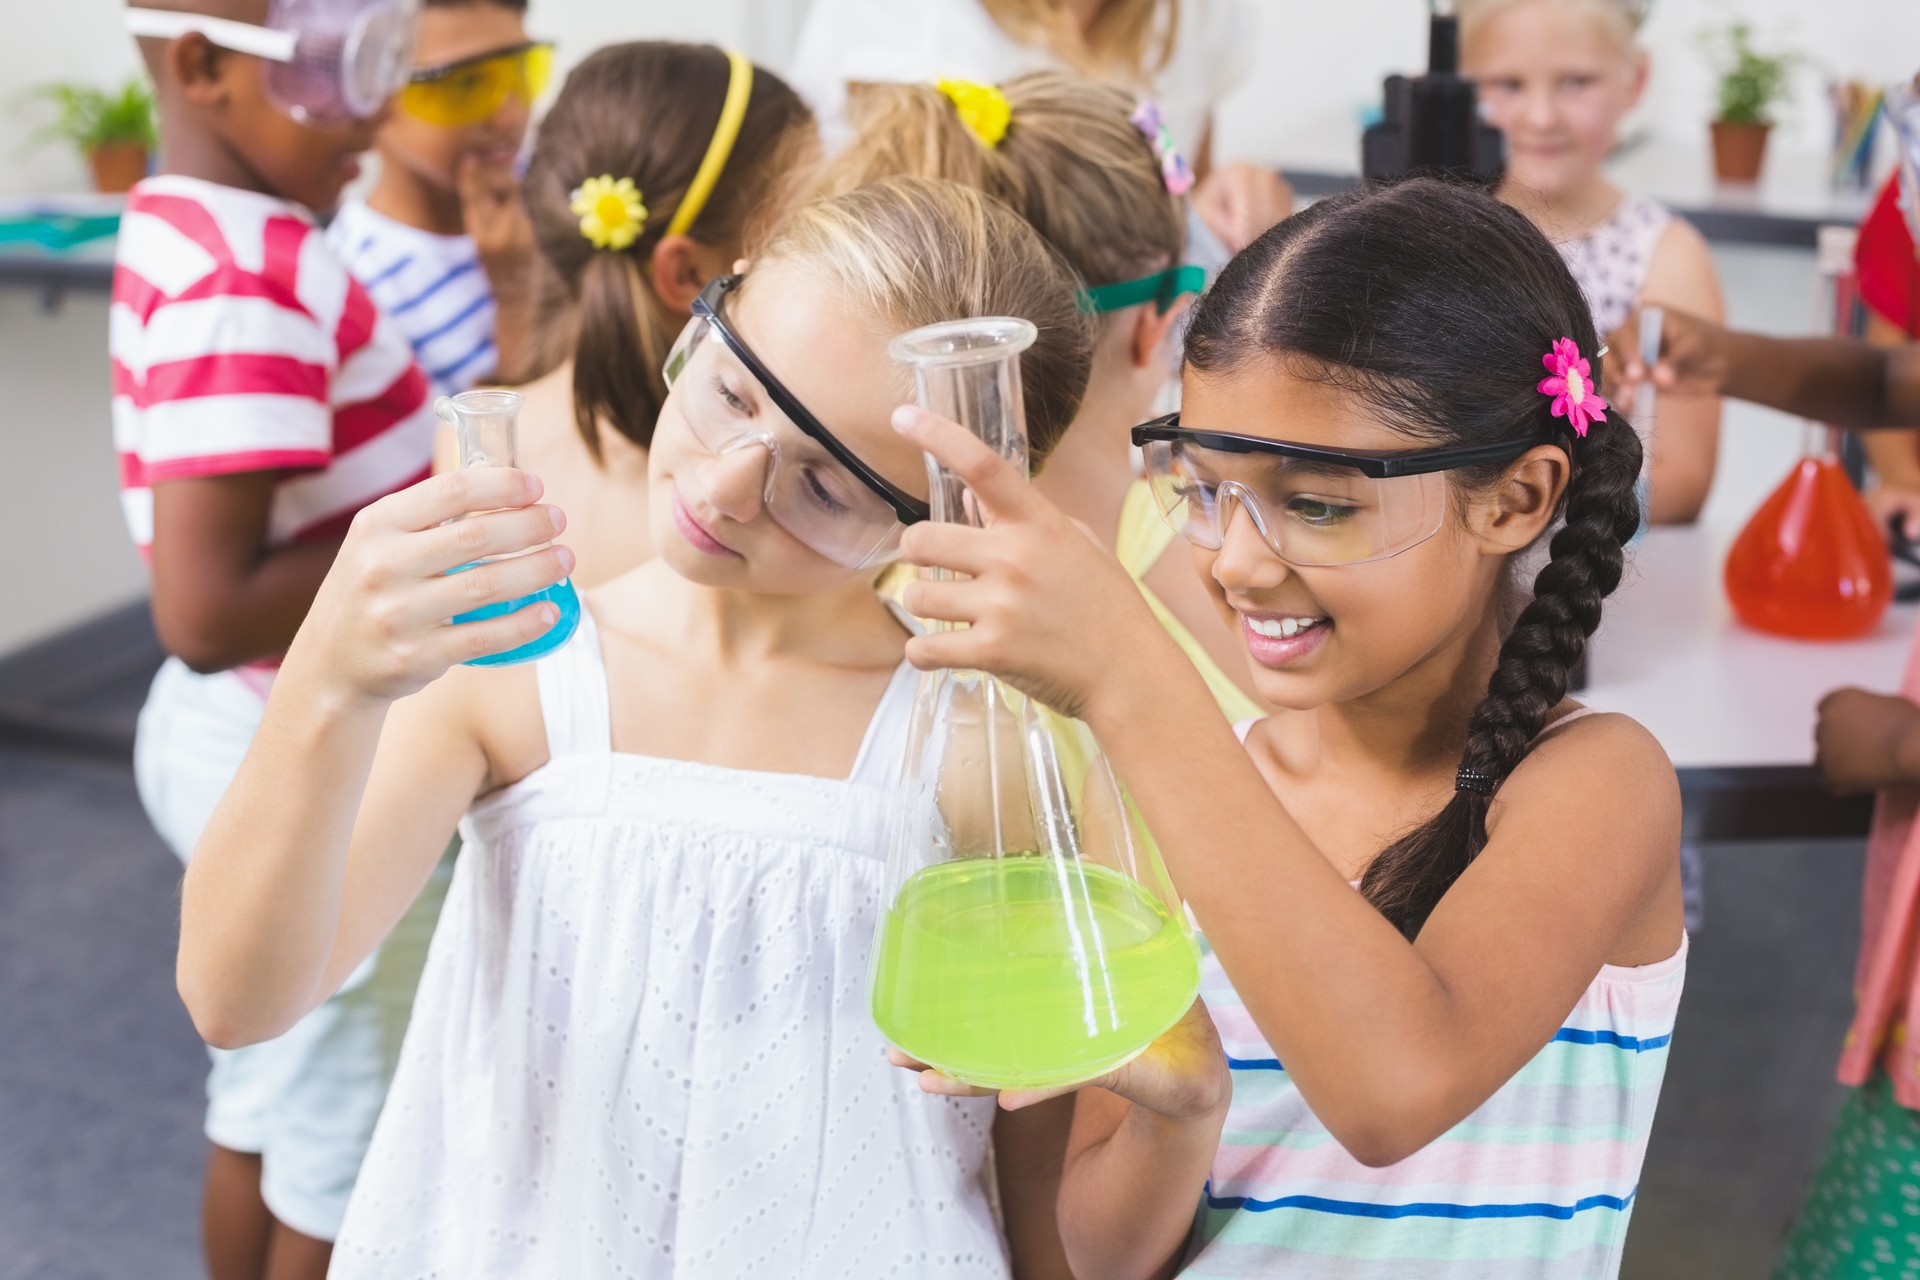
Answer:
[{"left": 1461, "top": 0, "right": 1724, "bottom": 526}]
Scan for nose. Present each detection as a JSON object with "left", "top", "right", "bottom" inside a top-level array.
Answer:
[
  {"left": 702, "top": 440, "right": 773, "bottom": 524},
  {"left": 1521, "top": 82, "right": 1559, "bottom": 131},
  {"left": 1209, "top": 496, "right": 1290, "bottom": 594},
  {"left": 494, "top": 90, "right": 532, "bottom": 138}
]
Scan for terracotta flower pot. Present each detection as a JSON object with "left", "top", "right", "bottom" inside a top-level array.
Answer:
[
  {"left": 1709, "top": 120, "right": 1770, "bottom": 184},
  {"left": 88, "top": 142, "right": 149, "bottom": 194}
]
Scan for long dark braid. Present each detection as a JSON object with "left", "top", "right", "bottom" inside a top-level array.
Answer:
[{"left": 1185, "top": 178, "right": 1646, "bottom": 939}]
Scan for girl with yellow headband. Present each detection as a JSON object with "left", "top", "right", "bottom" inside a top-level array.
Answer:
[
  {"left": 819, "top": 69, "right": 1266, "bottom": 719},
  {"left": 440, "top": 42, "right": 819, "bottom": 590}
]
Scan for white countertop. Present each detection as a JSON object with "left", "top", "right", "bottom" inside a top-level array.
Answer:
[{"left": 1583, "top": 524, "right": 1914, "bottom": 771}]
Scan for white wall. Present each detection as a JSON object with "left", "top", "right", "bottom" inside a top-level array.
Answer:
[{"left": 1214, "top": 0, "right": 1920, "bottom": 174}]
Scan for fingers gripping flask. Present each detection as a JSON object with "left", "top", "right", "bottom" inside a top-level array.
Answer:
[
  {"left": 869, "top": 319, "right": 1201, "bottom": 1091},
  {"left": 434, "top": 389, "right": 582, "bottom": 666}
]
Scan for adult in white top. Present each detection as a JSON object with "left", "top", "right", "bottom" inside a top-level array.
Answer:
[{"left": 788, "top": 0, "right": 1292, "bottom": 251}]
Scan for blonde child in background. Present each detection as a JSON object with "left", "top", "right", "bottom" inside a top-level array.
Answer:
[
  {"left": 176, "top": 177, "right": 1096, "bottom": 1277},
  {"left": 115, "top": 0, "right": 440, "bottom": 1274},
  {"left": 819, "top": 70, "right": 1263, "bottom": 716},
  {"left": 1461, "top": 0, "right": 1724, "bottom": 525},
  {"left": 328, "top": 0, "right": 546, "bottom": 395},
  {"left": 433, "top": 42, "right": 818, "bottom": 589}
]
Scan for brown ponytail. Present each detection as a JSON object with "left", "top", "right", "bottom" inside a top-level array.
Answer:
[{"left": 522, "top": 42, "right": 816, "bottom": 459}]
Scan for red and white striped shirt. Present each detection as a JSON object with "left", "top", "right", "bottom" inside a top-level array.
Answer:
[{"left": 111, "top": 175, "right": 436, "bottom": 562}]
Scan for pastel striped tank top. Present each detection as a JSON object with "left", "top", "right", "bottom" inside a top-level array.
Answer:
[{"left": 1184, "top": 714, "right": 1688, "bottom": 1278}]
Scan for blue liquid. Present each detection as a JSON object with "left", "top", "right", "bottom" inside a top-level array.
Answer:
[{"left": 449, "top": 570, "right": 581, "bottom": 667}]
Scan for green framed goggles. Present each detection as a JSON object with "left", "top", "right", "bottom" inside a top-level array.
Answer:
[{"left": 1077, "top": 264, "right": 1207, "bottom": 315}]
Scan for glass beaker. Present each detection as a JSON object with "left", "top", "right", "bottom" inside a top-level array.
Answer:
[
  {"left": 869, "top": 318, "right": 1201, "bottom": 1092},
  {"left": 434, "top": 389, "right": 581, "bottom": 666},
  {"left": 1723, "top": 226, "right": 1892, "bottom": 641},
  {"left": 1724, "top": 425, "right": 1892, "bottom": 640}
]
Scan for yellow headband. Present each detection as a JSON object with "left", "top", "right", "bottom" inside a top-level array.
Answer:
[
  {"left": 936, "top": 77, "right": 1011, "bottom": 148},
  {"left": 667, "top": 50, "right": 754, "bottom": 238}
]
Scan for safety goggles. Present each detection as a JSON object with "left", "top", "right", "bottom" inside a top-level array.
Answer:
[
  {"left": 1078, "top": 264, "right": 1206, "bottom": 315},
  {"left": 126, "top": 0, "right": 419, "bottom": 125},
  {"left": 401, "top": 40, "right": 552, "bottom": 127},
  {"left": 662, "top": 275, "right": 931, "bottom": 568},
  {"left": 1132, "top": 414, "right": 1544, "bottom": 567}
]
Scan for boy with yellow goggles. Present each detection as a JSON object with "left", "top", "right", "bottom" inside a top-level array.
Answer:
[
  {"left": 327, "top": 0, "right": 549, "bottom": 396},
  {"left": 402, "top": 39, "right": 553, "bottom": 127}
]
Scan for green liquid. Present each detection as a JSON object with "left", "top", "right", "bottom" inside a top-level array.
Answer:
[{"left": 871, "top": 857, "right": 1201, "bottom": 1090}]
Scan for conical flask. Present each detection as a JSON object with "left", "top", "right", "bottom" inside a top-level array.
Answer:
[
  {"left": 434, "top": 389, "right": 582, "bottom": 666},
  {"left": 1723, "top": 226, "right": 1892, "bottom": 641},
  {"left": 1724, "top": 424, "right": 1892, "bottom": 640},
  {"left": 869, "top": 318, "right": 1201, "bottom": 1091}
]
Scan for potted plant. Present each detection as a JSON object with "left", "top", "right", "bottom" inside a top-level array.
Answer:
[
  {"left": 22, "top": 77, "right": 158, "bottom": 194},
  {"left": 1701, "top": 22, "right": 1798, "bottom": 184}
]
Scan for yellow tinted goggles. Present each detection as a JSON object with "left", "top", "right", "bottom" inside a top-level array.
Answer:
[{"left": 401, "top": 41, "right": 553, "bottom": 127}]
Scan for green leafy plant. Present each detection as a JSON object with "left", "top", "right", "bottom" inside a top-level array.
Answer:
[
  {"left": 21, "top": 77, "right": 157, "bottom": 155},
  {"left": 1701, "top": 22, "right": 1799, "bottom": 127}
]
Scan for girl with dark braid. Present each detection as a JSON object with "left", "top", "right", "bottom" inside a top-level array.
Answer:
[{"left": 885, "top": 177, "right": 1686, "bottom": 1278}]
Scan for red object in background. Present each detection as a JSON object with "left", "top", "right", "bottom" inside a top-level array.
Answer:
[
  {"left": 1725, "top": 436, "right": 1893, "bottom": 640},
  {"left": 1857, "top": 175, "right": 1919, "bottom": 335}
]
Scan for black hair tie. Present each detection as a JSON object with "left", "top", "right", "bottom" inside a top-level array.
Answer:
[{"left": 1454, "top": 766, "right": 1497, "bottom": 796}]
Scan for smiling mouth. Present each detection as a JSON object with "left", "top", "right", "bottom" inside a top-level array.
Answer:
[{"left": 1244, "top": 614, "right": 1327, "bottom": 640}]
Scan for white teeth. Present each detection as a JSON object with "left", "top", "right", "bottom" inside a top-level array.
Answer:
[{"left": 1247, "top": 616, "right": 1323, "bottom": 639}]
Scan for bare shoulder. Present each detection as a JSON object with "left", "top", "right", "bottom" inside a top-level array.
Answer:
[
  {"left": 1643, "top": 215, "right": 1725, "bottom": 318},
  {"left": 1506, "top": 709, "right": 1676, "bottom": 801},
  {"left": 1493, "top": 710, "right": 1680, "bottom": 866}
]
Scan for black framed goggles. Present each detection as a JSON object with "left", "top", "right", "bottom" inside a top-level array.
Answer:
[
  {"left": 691, "top": 276, "right": 931, "bottom": 525},
  {"left": 1130, "top": 414, "right": 1548, "bottom": 476}
]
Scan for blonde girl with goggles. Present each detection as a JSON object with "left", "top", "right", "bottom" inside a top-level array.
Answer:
[{"left": 175, "top": 177, "right": 1101, "bottom": 1277}]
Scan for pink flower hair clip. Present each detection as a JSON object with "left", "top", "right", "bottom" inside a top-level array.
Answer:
[{"left": 1537, "top": 337, "right": 1609, "bottom": 438}]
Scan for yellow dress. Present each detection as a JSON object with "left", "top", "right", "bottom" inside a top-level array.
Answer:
[{"left": 1114, "top": 480, "right": 1266, "bottom": 724}]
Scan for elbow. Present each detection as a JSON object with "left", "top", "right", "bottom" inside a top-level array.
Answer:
[
  {"left": 176, "top": 960, "right": 288, "bottom": 1051},
  {"left": 1314, "top": 1072, "right": 1461, "bottom": 1169},
  {"left": 152, "top": 604, "right": 247, "bottom": 675}
]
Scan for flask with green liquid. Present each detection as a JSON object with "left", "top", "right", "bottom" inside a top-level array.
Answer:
[{"left": 870, "top": 317, "right": 1201, "bottom": 1092}]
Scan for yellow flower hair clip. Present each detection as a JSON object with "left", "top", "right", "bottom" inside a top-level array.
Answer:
[
  {"left": 569, "top": 175, "right": 648, "bottom": 251},
  {"left": 936, "top": 77, "right": 1011, "bottom": 148}
]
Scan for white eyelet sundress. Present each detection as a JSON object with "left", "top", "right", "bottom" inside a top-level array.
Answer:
[{"left": 330, "top": 604, "right": 1008, "bottom": 1278}]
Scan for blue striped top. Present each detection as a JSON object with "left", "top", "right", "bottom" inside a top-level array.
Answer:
[{"left": 327, "top": 199, "right": 498, "bottom": 398}]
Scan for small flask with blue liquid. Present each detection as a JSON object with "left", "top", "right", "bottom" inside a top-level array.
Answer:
[{"left": 435, "top": 389, "right": 581, "bottom": 666}]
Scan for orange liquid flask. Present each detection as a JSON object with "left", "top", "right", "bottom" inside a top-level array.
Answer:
[{"left": 1724, "top": 427, "right": 1891, "bottom": 640}]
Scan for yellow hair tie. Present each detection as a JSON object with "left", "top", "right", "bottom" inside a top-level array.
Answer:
[
  {"left": 936, "top": 77, "right": 1011, "bottom": 148},
  {"left": 570, "top": 175, "right": 648, "bottom": 251},
  {"left": 667, "top": 50, "right": 754, "bottom": 238}
]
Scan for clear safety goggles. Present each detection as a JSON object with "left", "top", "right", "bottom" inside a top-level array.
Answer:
[
  {"left": 401, "top": 40, "right": 552, "bottom": 127},
  {"left": 1132, "top": 414, "right": 1545, "bottom": 567},
  {"left": 125, "top": 0, "right": 419, "bottom": 125},
  {"left": 662, "top": 275, "right": 931, "bottom": 569}
]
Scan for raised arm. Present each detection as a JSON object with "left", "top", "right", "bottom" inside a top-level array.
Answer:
[{"left": 177, "top": 468, "right": 571, "bottom": 1047}]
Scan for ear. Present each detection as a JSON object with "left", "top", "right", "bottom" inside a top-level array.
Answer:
[
  {"left": 1470, "top": 443, "right": 1569, "bottom": 554},
  {"left": 170, "top": 33, "right": 234, "bottom": 108},
  {"left": 1127, "top": 298, "right": 1189, "bottom": 371},
  {"left": 1624, "top": 48, "right": 1650, "bottom": 111},
  {"left": 648, "top": 235, "right": 708, "bottom": 317}
]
